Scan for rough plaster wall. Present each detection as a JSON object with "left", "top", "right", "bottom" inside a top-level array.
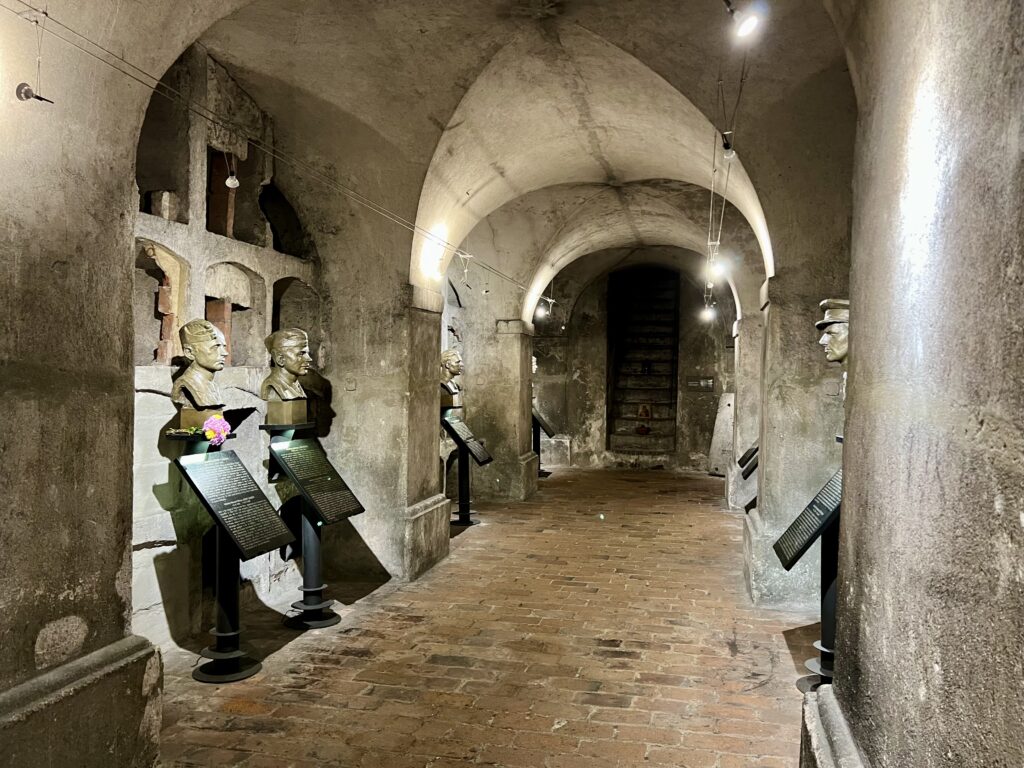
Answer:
[
  {"left": 0, "top": 1, "right": 250, "bottom": 760},
  {"left": 675, "top": 275, "right": 735, "bottom": 470},
  {"left": 261, "top": 94, "right": 448, "bottom": 582},
  {"left": 828, "top": 1, "right": 1024, "bottom": 766}
]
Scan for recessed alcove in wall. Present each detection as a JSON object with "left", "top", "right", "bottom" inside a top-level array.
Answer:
[
  {"left": 259, "top": 182, "right": 315, "bottom": 259},
  {"left": 204, "top": 262, "right": 266, "bottom": 366},
  {"left": 133, "top": 241, "right": 188, "bottom": 366},
  {"left": 136, "top": 58, "right": 190, "bottom": 224},
  {"left": 272, "top": 277, "right": 321, "bottom": 360},
  {"left": 206, "top": 144, "right": 268, "bottom": 247}
]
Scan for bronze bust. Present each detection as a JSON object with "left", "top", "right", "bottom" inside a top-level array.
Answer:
[
  {"left": 440, "top": 349, "right": 463, "bottom": 395},
  {"left": 172, "top": 319, "right": 227, "bottom": 409},
  {"left": 260, "top": 329, "right": 313, "bottom": 401}
]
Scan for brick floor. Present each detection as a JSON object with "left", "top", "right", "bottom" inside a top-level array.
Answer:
[{"left": 160, "top": 469, "right": 820, "bottom": 768}]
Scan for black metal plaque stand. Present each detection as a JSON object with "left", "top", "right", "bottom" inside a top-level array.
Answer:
[
  {"left": 531, "top": 408, "right": 555, "bottom": 479},
  {"left": 806, "top": 515, "right": 839, "bottom": 680},
  {"left": 442, "top": 407, "right": 492, "bottom": 527},
  {"left": 171, "top": 434, "right": 261, "bottom": 684},
  {"left": 454, "top": 442, "right": 476, "bottom": 526},
  {"left": 261, "top": 423, "right": 341, "bottom": 630},
  {"left": 772, "top": 463, "right": 843, "bottom": 684}
]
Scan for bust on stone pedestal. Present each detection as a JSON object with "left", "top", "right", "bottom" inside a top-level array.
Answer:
[
  {"left": 172, "top": 319, "right": 227, "bottom": 428},
  {"left": 261, "top": 328, "right": 313, "bottom": 424}
]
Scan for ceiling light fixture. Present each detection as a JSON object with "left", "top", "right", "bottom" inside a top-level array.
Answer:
[{"left": 722, "top": 0, "right": 761, "bottom": 39}]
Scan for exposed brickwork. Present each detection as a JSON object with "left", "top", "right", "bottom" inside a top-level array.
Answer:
[{"left": 161, "top": 469, "right": 818, "bottom": 767}]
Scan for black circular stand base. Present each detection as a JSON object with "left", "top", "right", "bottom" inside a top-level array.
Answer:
[
  {"left": 451, "top": 515, "right": 480, "bottom": 527},
  {"left": 805, "top": 641, "right": 835, "bottom": 680},
  {"left": 538, "top": 469, "right": 553, "bottom": 478},
  {"left": 192, "top": 654, "right": 262, "bottom": 684},
  {"left": 285, "top": 609, "right": 342, "bottom": 630}
]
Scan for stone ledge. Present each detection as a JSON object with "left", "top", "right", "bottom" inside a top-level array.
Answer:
[
  {"left": 800, "top": 685, "right": 868, "bottom": 768},
  {"left": 403, "top": 493, "right": 451, "bottom": 581},
  {"left": 0, "top": 635, "right": 161, "bottom": 767}
]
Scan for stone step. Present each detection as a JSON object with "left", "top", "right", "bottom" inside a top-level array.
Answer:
[
  {"left": 620, "top": 336, "right": 676, "bottom": 348},
  {"left": 622, "top": 312, "right": 676, "bottom": 325},
  {"left": 615, "top": 389, "right": 676, "bottom": 404},
  {"left": 621, "top": 348, "right": 674, "bottom": 362},
  {"left": 615, "top": 374, "right": 673, "bottom": 389},
  {"left": 618, "top": 361, "right": 674, "bottom": 375},
  {"left": 609, "top": 434, "right": 676, "bottom": 453},
  {"left": 611, "top": 419, "right": 676, "bottom": 436},
  {"left": 623, "top": 324, "right": 676, "bottom": 335},
  {"left": 613, "top": 403, "right": 675, "bottom": 419}
]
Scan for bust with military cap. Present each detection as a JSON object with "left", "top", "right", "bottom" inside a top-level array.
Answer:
[
  {"left": 816, "top": 299, "right": 849, "bottom": 365},
  {"left": 172, "top": 319, "right": 228, "bottom": 409}
]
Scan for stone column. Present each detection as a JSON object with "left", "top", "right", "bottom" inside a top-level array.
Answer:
[
  {"left": 744, "top": 273, "right": 845, "bottom": 607},
  {"left": 727, "top": 316, "right": 764, "bottom": 509},
  {"left": 803, "top": 2, "right": 1024, "bottom": 767},
  {"left": 466, "top": 320, "right": 538, "bottom": 501}
]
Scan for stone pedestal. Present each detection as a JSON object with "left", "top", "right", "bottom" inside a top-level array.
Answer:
[
  {"left": 749, "top": 276, "right": 844, "bottom": 607},
  {"left": 728, "top": 317, "right": 763, "bottom": 509},
  {"left": 466, "top": 320, "right": 538, "bottom": 501}
]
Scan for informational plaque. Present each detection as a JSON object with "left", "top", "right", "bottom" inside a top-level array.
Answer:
[
  {"left": 773, "top": 469, "right": 843, "bottom": 571},
  {"left": 176, "top": 451, "right": 294, "bottom": 561},
  {"left": 270, "top": 439, "right": 365, "bottom": 525},
  {"left": 737, "top": 442, "right": 759, "bottom": 468},
  {"left": 532, "top": 407, "right": 556, "bottom": 438},
  {"left": 442, "top": 414, "right": 493, "bottom": 466}
]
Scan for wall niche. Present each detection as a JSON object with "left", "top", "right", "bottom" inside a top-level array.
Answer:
[
  {"left": 133, "top": 241, "right": 187, "bottom": 366},
  {"left": 273, "top": 277, "right": 321, "bottom": 361},
  {"left": 136, "top": 60, "right": 190, "bottom": 224},
  {"left": 204, "top": 262, "right": 266, "bottom": 366}
]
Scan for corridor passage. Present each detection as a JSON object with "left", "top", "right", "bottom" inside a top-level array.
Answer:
[{"left": 160, "top": 470, "right": 818, "bottom": 768}]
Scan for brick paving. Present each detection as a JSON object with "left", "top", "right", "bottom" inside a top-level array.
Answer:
[{"left": 160, "top": 469, "right": 820, "bottom": 768}]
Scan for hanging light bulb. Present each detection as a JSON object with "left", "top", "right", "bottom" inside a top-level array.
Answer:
[
  {"left": 535, "top": 303, "right": 548, "bottom": 319},
  {"left": 225, "top": 173, "right": 240, "bottom": 189},
  {"left": 710, "top": 261, "right": 727, "bottom": 278},
  {"left": 706, "top": 280, "right": 715, "bottom": 290},
  {"left": 722, "top": 131, "right": 737, "bottom": 161},
  {"left": 700, "top": 305, "right": 717, "bottom": 322},
  {"left": 722, "top": 1, "right": 762, "bottom": 39}
]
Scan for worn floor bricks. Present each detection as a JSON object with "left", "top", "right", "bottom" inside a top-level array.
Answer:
[{"left": 161, "top": 469, "right": 820, "bottom": 767}]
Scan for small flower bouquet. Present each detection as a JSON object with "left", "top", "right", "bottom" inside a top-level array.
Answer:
[
  {"left": 202, "top": 415, "right": 232, "bottom": 446},
  {"left": 165, "top": 413, "right": 232, "bottom": 444}
]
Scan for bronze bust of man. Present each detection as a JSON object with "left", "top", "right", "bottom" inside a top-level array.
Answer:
[
  {"left": 816, "top": 298, "right": 850, "bottom": 365},
  {"left": 440, "top": 349, "right": 463, "bottom": 395},
  {"left": 172, "top": 319, "right": 227, "bottom": 409},
  {"left": 261, "top": 328, "right": 313, "bottom": 401}
]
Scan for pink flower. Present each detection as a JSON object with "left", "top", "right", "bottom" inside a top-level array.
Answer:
[{"left": 202, "top": 415, "right": 231, "bottom": 446}]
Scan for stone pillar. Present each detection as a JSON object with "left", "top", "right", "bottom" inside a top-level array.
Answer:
[
  {"left": 402, "top": 305, "right": 452, "bottom": 579},
  {"left": 727, "top": 316, "right": 763, "bottom": 509},
  {"left": 467, "top": 320, "right": 538, "bottom": 501},
  {"left": 744, "top": 274, "right": 845, "bottom": 607},
  {"left": 0, "top": 11, "right": 169, "bottom": 764},
  {"left": 803, "top": 2, "right": 1024, "bottom": 767}
]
